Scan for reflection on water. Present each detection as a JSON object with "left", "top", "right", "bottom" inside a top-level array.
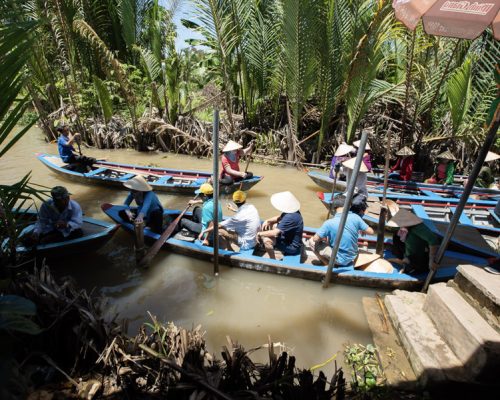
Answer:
[{"left": 2, "top": 127, "right": 378, "bottom": 374}]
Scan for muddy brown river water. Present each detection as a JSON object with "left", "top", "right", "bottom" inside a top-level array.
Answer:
[{"left": 2, "top": 128, "right": 380, "bottom": 374}]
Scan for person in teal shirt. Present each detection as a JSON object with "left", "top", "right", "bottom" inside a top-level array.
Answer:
[{"left": 179, "top": 183, "right": 222, "bottom": 245}]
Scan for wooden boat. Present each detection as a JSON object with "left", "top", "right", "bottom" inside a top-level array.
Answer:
[
  {"left": 14, "top": 210, "right": 119, "bottom": 259},
  {"left": 317, "top": 192, "right": 498, "bottom": 258},
  {"left": 101, "top": 203, "right": 489, "bottom": 290},
  {"left": 308, "top": 170, "right": 500, "bottom": 199},
  {"left": 37, "top": 153, "right": 263, "bottom": 194}
]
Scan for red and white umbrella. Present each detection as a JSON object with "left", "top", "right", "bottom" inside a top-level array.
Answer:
[{"left": 393, "top": 0, "right": 500, "bottom": 39}]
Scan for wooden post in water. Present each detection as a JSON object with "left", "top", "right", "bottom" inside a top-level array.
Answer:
[
  {"left": 134, "top": 220, "right": 146, "bottom": 264},
  {"left": 323, "top": 131, "right": 368, "bottom": 288},
  {"left": 212, "top": 109, "right": 220, "bottom": 276},
  {"left": 376, "top": 124, "right": 393, "bottom": 255}
]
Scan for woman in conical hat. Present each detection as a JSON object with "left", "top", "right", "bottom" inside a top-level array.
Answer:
[
  {"left": 121, "top": 175, "right": 164, "bottom": 233},
  {"left": 389, "top": 146, "right": 415, "bottom": 181},
  {"left": 329, "top": 143, "right": 354, "bottom": 180},
  {"left": 425, "top": 149, "right": 456, "bottom": 185},
  {"left": 475, "top": 151, "right": 500, "bottom": 189},
  {"left": 257, "top": 191, "right": 303, "bottom": 259},
  {"left": 342, "top": 157, "right": 369, "bottom": 197},
  {"left": 387, "top": 208, "right": 440, "bottom": 274},
  {"left": 220, "top": 140, "right": 253, "bottom": 185},
  {"left": 353, "top": 136, "right": 373, "bottom": 172}
]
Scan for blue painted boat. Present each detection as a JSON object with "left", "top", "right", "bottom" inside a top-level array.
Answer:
[
  {"left": 13, "top": 210, "right": 119, "bottom": 259},
  {"left": 101, "top": 204, "right": 489, "bottom": 290},
  {"left": 37, "top": 153, "right": 263, "bottom": 194},
  {"left": 308, "top": 170, "right": 500, "bottom": 199}
]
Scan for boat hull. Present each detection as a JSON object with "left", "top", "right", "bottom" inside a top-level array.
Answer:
[
  {"left": 101, "top": 204, "right": 488, "bottom": 290},
  {"left": 38, "top": 153, "right": 263, "bottom": 194}
]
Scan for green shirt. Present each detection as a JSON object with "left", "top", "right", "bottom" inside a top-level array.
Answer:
[
  {"left": 445, "top": 162, "right": 455, "bottom": 185},
  {"left": 404, "top": 223, "right": 440, "bottom": 260},
  {"left": 476, "top": 166, "right": 493, "bottom": 188}
]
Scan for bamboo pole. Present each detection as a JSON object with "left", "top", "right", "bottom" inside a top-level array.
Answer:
[
  {"left": 134, "top": 220, "right": 146, "bottom": 264},
  {"left": 376, "top": 124, "right": 393, "bottom": 255},
  {"left": 212, "top": 109, "right": 220, "bottom": 276},
  {"left": 323, "top": 131, "right": 368, "bottom": 288}
]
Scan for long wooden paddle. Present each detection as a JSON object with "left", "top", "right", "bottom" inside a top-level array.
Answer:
[
  {"left": 238, "top": 144, "right": 254, "bottom": 190},
  {"left": 138, "top": 194, "right": 199, "bottom": 268},
  {"left": 326, "top": 163, "right": 340, "bottom": 220}
]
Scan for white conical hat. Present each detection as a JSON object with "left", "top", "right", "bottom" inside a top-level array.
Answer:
[
  {"left": 355, "top": 252, "right": 380, "bottom": 268},
  {"left": 353, "top": 140, "right": 371, "bottom": 151},
  {"left": 385, "top": 199, "right": 400, "bottom": 217},
  {"left": 342, "top": 157, "right": 368, "bottom": 172},
  {"left": 396, "top": 146, "right": 415, "bottom": 156},
  {"left": 361, "top": 258, "right": 394, "bottom": 273},
  {"left": 437, "top": 150, "right": 456, "bottom": 160},
  {"left": 386, "top": 209, "right": 422, "bottom": 228},
  {"left": 222, "top": 140, "right": 243, "bottom": 152},
  {"left": 270, "top": 191, "right": 301, "bottom": 213},
  {"left": 334, "top": 143, "right": 354, "bottom": 156},
  {"left": 485, "top": 151, "right": 500, "bottom": 162},
  {"left": 123, "top": 175, "right": 152, "bottom": 192}
]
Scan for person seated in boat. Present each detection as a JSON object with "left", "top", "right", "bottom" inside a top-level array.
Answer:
[
  {"left": 308, "top": 195, "right": 374, "bottom": 267},
  {"left": 353, "top": 139, "right": 373, "bottom": 172},
  {"left": 387, "top": 209, "right": 440, "bottom": 274},
  {"left": 425, "top": 150, "right": 456, "bottom": 185},
  {"left": 329, "top": 143, "right": 354, "bottom": 180},
  {"left": 342, "top": 157, "right": 369, "bottom": 197},
  {"left": 29, "top": 186, "right": 83, "bottom": 245},
  {"left": 220, "top": 140, "right": 253, "bottom": 185},
  {"left": 179, "top": 183, "right": 223, "bottom": 244},
  {"left": 257, "top": 191, "right": 303, "bottom": 259},
  {"left": 388, "top": 146, "right": 415, "bottom": 181},
  {"left": 120, "top": 176, "right": 164, "bottom": 234},
  {"left": 474, "top": 151, "right": 499, "bottom": 188},
  {"left": 57, "top": 124, "right": 96, "bottom": 172},
  {"left": 199, "top": 190, "right": 261, "bottom": 251}
]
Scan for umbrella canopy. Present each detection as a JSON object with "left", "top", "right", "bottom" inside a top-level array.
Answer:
[{"left": 393, "top": 0, "right": 500, "bottom": 40}]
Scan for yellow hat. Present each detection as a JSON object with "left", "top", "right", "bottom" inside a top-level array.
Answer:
[
  {"left": 195, "top": 183, "right": 214, "bottom": 195},
  {"left": 232, "top": 190, "right": 247, "bottom": 204}
]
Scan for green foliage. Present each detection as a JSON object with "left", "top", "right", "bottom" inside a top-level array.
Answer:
[
  {"left": 344, "top": 343, "right": 384, "bottom": 394},
  {"left": 92, "top": 75, "right": 114, "bottom": 123},
  {"left": 0, "top": 295, "right": 41, "bottom": 335}
]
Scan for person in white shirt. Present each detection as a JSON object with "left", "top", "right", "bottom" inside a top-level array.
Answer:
[{"left": 199, "top": 190, "right": 261, "bottom": 251}]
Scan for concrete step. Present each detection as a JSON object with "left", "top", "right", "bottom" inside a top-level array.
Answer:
[
  {"left": 424, "top": 282, "right": 500, "bottom": 382},
  {"left": 384, "top": 290, "right": 467, "bottom": 386},
  {"left": 453, "top": 264, "right": 500, "bottom": 332}
]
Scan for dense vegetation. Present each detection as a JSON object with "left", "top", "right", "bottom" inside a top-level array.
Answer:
[{"left": 1, "top": 0, "right": 499, "bottom": 165}]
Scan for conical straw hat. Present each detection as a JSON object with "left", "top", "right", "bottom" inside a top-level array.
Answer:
[
  {"left": 123, "top": 175, "right": 152, "bottom": 192},
  {"left": 361, "top": 258, "right": 394, "bottom": 274},
  {"left": 437, "top": 150, "right": 456, "bottom": 160},
  {"left": 386, "top": 208, "right": 422, "bottom": 228},
  {"left": 396, "top": 146, "right": 415, "bottom": 156},
  {"left": 485, "top": 151, "right": 500, "bottom": 162},
  {"left": 353, "top": 140, "right": 371, "bottom": 151},
  {"left": 270, "top": 191, "right": 301, "bottom": 213},
  {"left": 334, "top": 143, "right": 354, "bottom": 156},
  {"left": 385, "top": 199, "right": 400, "bottom": 217},
  {"left": 222, "top": 140, "right": 243, "bottom": 152},
  {"left": 355, "top": 252, "right": 380, "bottom": 268},
  {"left": 342, "top": 157, "right": 368, "bottom": 172}
]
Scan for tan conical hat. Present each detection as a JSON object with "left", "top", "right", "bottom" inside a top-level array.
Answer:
[
  {"left": 396, "top": 146, "right": 415, "bottom": 156},
  {"left": 270, "top": 191, "right": 300, "bottom": 213},
  {"left": 334, "top": 143, "right": 354, "bottom": 156},
  {"left": 342, "top": 157, "right": 368, "bottom": 172},
  {"left": 485, "top": 151, "right": 500, "bottom": 162},
  {"left": 123, "top": 175, "right": 152, "bottom": 192},
  {"left": 353, "top": 140, "right": 371, "bottom": 151},
  {"left": 361, "top": 258, "right": 394, "bottom": 274},
  {"left": 385, "top": 199, "right": 400, "bottom": 217},
  {"left": 222, "top": 140, "right": 243, "bottom": 152},
  {"left": 437, "top": 150, "right": 456, "bottom": 160},
  {"left": 386, "top": 209, "right": 422, "bottom": 228},
  {"left": 355, "top": 252, "right": 380, "bottom": 268}
]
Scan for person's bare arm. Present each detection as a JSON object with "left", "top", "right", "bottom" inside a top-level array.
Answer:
[
  {"left": 257, "top": 228, "right": 281, "bottom": 239},
  {"left": 362, "top": 226, "right": 374, "bottom": 235},
  {"left": 261, "top": 215, "right": 280, "bottom": 231}
]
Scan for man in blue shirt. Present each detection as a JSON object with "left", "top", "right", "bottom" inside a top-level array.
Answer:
[
  {"left": 31, "top": 186, "right": 83, "bottom": 244},
  {"left": 178, "top": 183, "right": 222, "bottom": 245},
  {"left": 309, "top": 195, "right": 374, "bottom": 266},
  {"left": 257, "top": 191, "right": 303, "bottom": 259},
  {"left": 57, "top": 125, "right": 95, "bottom": 172},
  {"left": 120, "top": 175, "right": 164, "bottom": 233}
]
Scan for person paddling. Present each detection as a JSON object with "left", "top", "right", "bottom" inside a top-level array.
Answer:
[
  {"left": 120, "top": 176, "right": 164, "bottom": 234},
  {"left": 220, "top": 140, "right": 253, "bottom": 185},
  {"left": 57, "top": 124, "right": 95, "bottom": 172},
  {"left": 425, "top": 150, "right": 456, "bottom": 185},
  {"left": 329, "top": 143, "right": 354, "bottom": 181},
  {"left": 388, "top": 146, "right": 415, "bottom": 181}
]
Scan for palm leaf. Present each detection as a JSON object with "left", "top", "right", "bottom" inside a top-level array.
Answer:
[{"left": 92, "top": 75, "right": 113, "bottom": 124}]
